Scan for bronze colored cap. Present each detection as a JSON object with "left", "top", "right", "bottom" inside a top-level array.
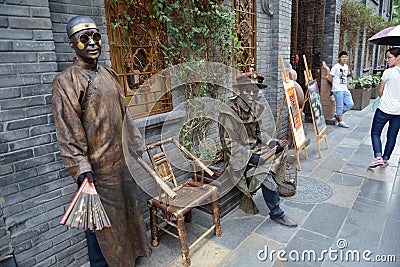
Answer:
[{"left": 67, "top": 15, "right": 98, "bottom": 37}]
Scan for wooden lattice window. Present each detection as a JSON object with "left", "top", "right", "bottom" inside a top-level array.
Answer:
[
  {"left": 233, "top": 0, "right": 257, "bottom": 72},
  {"left": 105, "top": 0, "right": 172, "bottom": 118},
  {"left": 291, "top": 0, "right": 325, "bottom": 87},
  {"left": 363, "top": 42, "right": 375, "bottom": 71}
]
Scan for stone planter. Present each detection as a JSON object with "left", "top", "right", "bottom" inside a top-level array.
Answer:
[
  {"left": 350, "top": 87, "right": 371, "bottom": 110},
  {"left": 370, "top": 85, "right": 379, "bottom": 99}
]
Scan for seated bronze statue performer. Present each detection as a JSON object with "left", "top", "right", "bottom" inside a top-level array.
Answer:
[{"left": 218, "top": 72, "right": 298, "bottom": 227}]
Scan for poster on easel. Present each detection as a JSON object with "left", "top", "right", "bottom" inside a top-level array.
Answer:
[
  {"left": 283, "top": 79, "right": 307, "bottom": 149},
  {"left": 303, "top": 54, "right": 328, "bottom": 158},
  {"left": 307, "top": 80, "right": 326, "bottom": 135},
  {"left": 274, "top": 55, "right": 308, "bottom": 170}
]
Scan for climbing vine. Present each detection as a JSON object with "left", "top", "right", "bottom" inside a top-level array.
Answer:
[
  {"left": 152, "top": 0, "right": 238, "bottom": 160},
  {"left": 152, "top": 0, "right": 238, "bottom": 66},
  {"left": 340, "top": 0, "right": 393, "bottom": 72}
]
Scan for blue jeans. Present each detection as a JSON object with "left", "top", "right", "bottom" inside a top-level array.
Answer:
[
  {"left": 371, "top": 108, "right": 400, "bottom": 160},
  {"left": 261, "top": 184, "right": 284, "bottom": 219},
  {"left": 86, "top": 231, "right": 109, "bottom": 267},
  {"left": 333, "top": 91, "right": 354, "bottom": 116}
]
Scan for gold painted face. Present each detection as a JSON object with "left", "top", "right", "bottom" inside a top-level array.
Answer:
[
  {"left": 239, "top": 86, "right": 259, "bottom": 105},
  {"left": 69, "top": 29, "right": 102, "bottom": 61},
  {"left": 77, "top": 42, "right": 85, "bottom": 50},
  {"left": 78, "top": 32, "right": 102, "bottom": 45}
]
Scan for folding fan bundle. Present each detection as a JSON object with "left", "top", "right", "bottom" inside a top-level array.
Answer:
[{"left": 60, "top": 178, "right": 111, "bottom": 231}]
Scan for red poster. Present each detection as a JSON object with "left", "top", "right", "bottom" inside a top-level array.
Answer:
[{"left": 283, "top": 80, "right": 306, "bottom": 148}]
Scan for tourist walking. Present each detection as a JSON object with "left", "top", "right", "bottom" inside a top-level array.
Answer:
[{"left": 369, "top": 47, "right": 400, "bottom": 168}]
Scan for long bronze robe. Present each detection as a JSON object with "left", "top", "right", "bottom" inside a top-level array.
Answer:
[
  {"left": 218, "top": 97, "right": 285, "bottom": 214},
  {"left": 52, "top": 58, "right": 150, "bottom": 266}
]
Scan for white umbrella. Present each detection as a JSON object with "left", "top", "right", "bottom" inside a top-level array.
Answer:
[{"left": 369, "top": 25, "right": 400, "bottom": 46}]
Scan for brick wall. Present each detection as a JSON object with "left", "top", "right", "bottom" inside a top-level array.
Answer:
[
  {"left": 257, "top": 0, "right": 292, "bottom": 141},
  {"left": 323, "top": 0, "right": 341, "bottom": 68},
  {"left": 0, "top": 1, "right": 108, "bottom": 266}
]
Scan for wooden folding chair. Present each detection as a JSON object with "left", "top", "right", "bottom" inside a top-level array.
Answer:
[{"left": 145, "top": 138, "right": 221, "bottom": 266}]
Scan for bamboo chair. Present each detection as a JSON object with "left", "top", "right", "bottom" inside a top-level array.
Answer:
[{"left": 145, "top": 138, "right": 221, "bottom": 267}]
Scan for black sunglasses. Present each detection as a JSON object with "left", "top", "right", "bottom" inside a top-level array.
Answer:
[
  {"left": 242, "top": 87, "right": 259, "bottom": 94},
  {"left": 78, "top": 32, "right": 102, "bottom": 44}
]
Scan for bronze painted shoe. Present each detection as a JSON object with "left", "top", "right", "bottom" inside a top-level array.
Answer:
[{"left": 271, "top": 215, "right": 298, "bottom": 227}]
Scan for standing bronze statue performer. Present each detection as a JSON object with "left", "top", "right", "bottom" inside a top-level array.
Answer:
[
  {"left": 52, "top": 16, "right": 150, "bottom": 266},
  {"left": 218, "top": 73, "right": 298, "bottom": 227}
]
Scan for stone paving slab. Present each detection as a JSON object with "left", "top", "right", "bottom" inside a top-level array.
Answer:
[
  {"left": 346, "top": 153, "right": 373, "bottom": 168},
  {"left": 301, "top": 203, "right": 349, "bottom": 238},
  {"left": 354, "top": 143, "right": 374, "bottom": 155},
  {"left": 218, "top": 233, "right": 281, "bottom": 267},
  {"left": 338, "top": 217, "right": 381, "bottom": 253},
  {"left": 328, "top": 172, "right": 363, "bottom": 187},
  {"left": 315, "top": 155, "right": 347, "bottom": 173},
  {"left": 378, "top": 218, "right": 400, "bottom": 265},
  {"left": 348, "top": 196, "right": 388, "bottom": 232},
  {"left": 169, "top": 239, "right": 230, "bottom": 267},
  {"left": 309, "top": 168, "right": 332, "bottom": 181},
  {"left": 254, "top": 203, "right": 308, "bottom": 244},
  {"left": 340, "top": 137, "right": 364, "bottom": 148},
  {"left": 283, "top": 200, "right": 316, "bottom": 213},
  {"left": 297, "top": 158, "right": 323, "bottom": 173},
  {"left": 359, "top": 179, "right": 393, "bottom": 203},
  {"left": 340, "top": 164, "right": 370, "bottom": 177},
  {"left": 321, "top": 261, "right": 345, "bottom": 267},
  {"left": 387, "top": 192, "right": 400, "bottom": 221},
  {"left": 393, "top": 176, "right": 400, "bottom": 195},
  {"left": 212, "top": 209, "right": 266, "bottom": 250},
  {"left": 366, "top": 166, "right": 398, "bottom": 183},
  {"left": 324, "top": 182, "right": 360, "bottom": 209},
  {"left": 282, "top": 228, "right": 333, "bottom": 267}
]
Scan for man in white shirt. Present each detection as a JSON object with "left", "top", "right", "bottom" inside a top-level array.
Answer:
[{"left": 327, "top": 51, "right": 354, "bottom": 128}]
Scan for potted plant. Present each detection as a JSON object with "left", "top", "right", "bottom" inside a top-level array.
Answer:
[
  {"left": 370, "top": 74, "right": 381, "bottom": 99},
  {"left": 350, "top": 76, "right": 372, "bottom": 110}
]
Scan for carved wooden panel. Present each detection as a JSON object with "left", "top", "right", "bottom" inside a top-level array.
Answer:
[
  {"left": 291, "top": 0, "right": 326, "bottom": 120},
  {"left": 105, "top": 0, "right": 172, "bottom": 117},
  {"left": 291, "top": 0, "right": 326, "bottom": 88},
  {"left": 234, "top": 0, "right": 257, "bottom": 72}
]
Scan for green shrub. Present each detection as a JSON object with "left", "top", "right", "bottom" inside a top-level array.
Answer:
[
  {"left": 371, "top": 74, "right": 381, "bottom": 87},
  {"left": 352, "top": 75, "right": 375, "bottom": 90}
]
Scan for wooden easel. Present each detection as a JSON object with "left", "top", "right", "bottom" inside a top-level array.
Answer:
[
  {"left": 301, "top": 55, "right": 311, "bottom": 114},
  {"left": 273, "top": 55, "right": 308, "bottom": 171},
  {"left": 302, "top": 55, "right": 328, "bottom": 158}
]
